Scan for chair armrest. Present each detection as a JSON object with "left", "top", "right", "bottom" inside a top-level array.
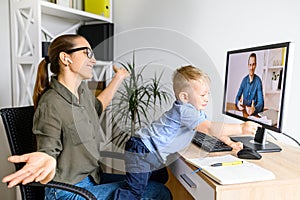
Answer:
[
  {"left": 100, "top": 151, "right": 125, "bottom": 160},
  {"left": 27, "top": 181, "right": 97, "bottom": 200}
]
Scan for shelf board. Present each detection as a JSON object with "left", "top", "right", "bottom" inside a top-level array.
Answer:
[
  {"left": 266, "top": 90, "right": 281, "bottom": 94},
  {"left": 41, "top": 1, "right": 112, "bottom": 23},
  {"left": 95, "top": 60, "right": 112, "bottom": 66},
  {"left": 268, "top": 65, "right": 283, "bottom": 69}
]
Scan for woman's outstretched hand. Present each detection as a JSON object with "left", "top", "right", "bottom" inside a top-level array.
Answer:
[{"left": 2, "top": 152, "right": 56, "bottom": 188}]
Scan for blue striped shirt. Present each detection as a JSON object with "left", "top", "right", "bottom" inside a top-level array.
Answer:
[
  {"left": 137, "top": 100, "right": 207, "bottom": 162},
  {"left": 235, "top": 74, "right": 264, "bottom": 115}
]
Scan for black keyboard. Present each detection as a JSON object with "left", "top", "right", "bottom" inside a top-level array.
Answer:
[{"left": 192, "top": 131, "right": 232, "bottom": 152}]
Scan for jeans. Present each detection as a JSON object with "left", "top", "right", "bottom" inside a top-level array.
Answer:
[
  {"left": 113, "top": 137, "right": 169, "bottom": 200},
  {"left": 45, "top": 169, "right": 171, "bottom": 199}
]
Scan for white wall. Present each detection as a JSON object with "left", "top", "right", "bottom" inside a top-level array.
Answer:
[
  {"left": 0, "top": 0, "right": 12, "bottom": 106},
  {"left": 1, "top": 1, "right": 299, "bottom": 198},
  {"left": 0, "top": 0, "right": 16, "bottom": 199},
  {"left": 114, "top": 0, "right": 300, "bottom": 146}
]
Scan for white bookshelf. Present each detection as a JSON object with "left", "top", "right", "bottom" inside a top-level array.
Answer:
[
  {"left": 10, "top": 0, "right": 112, "bottom": 106},
  {"left": 262, "top": 48, "right": 285, "bottom": 110}
]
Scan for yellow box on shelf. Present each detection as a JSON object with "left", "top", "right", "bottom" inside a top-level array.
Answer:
[{"left": 84, "top": 0, "right": 110, "bottom": 18}]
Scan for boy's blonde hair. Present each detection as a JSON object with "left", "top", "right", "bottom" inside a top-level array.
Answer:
[{"left": 173, "top": 65, "right": 210, "bottom": 99}]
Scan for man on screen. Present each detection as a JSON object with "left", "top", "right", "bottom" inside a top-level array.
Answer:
[{"left": 235, "top": 53, "right": 264, "bottom": 116}]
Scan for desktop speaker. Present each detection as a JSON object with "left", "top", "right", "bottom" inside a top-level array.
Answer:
[{"left": 77, "top": 23, "right": 114, "bottom": 61}]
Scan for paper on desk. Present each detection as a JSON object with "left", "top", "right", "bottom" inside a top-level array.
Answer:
[
  {"left": 186, "top": 155, "right": 275, "bottom": 185},
  {"left": 247, "top": 115, "right": 272, "bottom": 126},
  {"left": 228, "top": 109, "right": 243, "bottom": 117},
  {"left": 258, "top": 109, "right": 279, "bottom": 126}
]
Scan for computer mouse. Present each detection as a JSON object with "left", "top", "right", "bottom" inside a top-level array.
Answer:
[{"left": 237, "top": 148, "right": 262, "bottom": 160}]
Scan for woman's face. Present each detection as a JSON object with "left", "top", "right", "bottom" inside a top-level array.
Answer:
[{"left": 68, "top": 37, "right": 96, "bottom": 80}]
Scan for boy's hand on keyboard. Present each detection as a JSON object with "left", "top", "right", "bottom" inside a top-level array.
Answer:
[
  {"left": 228, "top": 141, "right": 243, "bottom": 151},
  {"left": 221, "top": 136, "right": 243, "bottom": 151}
]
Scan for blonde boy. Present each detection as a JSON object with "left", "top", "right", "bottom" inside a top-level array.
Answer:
[{"left": 114, "top": 65, "right": 258, "bottom": 199}]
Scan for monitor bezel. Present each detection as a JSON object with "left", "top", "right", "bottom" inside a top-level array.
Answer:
[{"left": 222, "top": 42, "right": 291, "bottom": 133}]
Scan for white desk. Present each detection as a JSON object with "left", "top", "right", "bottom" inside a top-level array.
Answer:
[{"left": 167, "top": 141, "right": 300, "bottom": 200}]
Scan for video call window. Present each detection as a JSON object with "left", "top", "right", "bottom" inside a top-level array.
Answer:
[{"left": 223, "top": 43, "right": 290, "bottom": 133}]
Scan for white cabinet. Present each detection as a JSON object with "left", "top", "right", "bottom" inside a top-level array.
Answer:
[
  {"left": 168, "top": 157, "right": 215, "bottom": 200},
  {"left": 9, "top": 0, "right": 113, "bottom": 106}
]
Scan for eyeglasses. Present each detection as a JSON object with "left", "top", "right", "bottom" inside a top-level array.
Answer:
[{"left": 65, "top": 47, "right": 94, "bottom": 59}]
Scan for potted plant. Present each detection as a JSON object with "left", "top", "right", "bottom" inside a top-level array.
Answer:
[
  {"left": 271, "top": 71, "right": 280, "bottom": 91},
  {"left": 110, "top": 52, "right": 172, "bottom": 148}
]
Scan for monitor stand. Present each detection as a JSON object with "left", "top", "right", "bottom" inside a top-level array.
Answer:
[{"left": 230, "top": 127, "right": 282, "bottom": 153}]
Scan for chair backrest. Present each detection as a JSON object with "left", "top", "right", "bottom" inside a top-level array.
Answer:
[{"left": 0, "top": 106, "right": 45, "bottom": 200}]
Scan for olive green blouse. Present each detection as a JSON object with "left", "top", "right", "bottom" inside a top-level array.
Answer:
[{"left": 33, "top": 77, "right": 105, "bottom": 184}]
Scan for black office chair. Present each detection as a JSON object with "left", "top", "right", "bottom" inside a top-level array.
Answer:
[{"left": 0, "top": 106, "right": 97, "bottom": 200}]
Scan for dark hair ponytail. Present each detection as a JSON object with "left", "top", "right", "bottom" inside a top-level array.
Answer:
[{"left": 33, "top": 58, "right": 50, "bottom": 109}]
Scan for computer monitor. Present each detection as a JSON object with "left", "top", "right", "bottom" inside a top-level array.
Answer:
[{"left": 222, "top": 42, "right": 294, "bottom": 152}]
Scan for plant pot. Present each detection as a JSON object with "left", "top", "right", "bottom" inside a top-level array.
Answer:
[{"left": 271, "top": 80, "right": 279, "bottom": 91}]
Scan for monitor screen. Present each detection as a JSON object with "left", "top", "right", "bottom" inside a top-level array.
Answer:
[{"left": 223, "top": 42, "right": 292, "bottom": 134}]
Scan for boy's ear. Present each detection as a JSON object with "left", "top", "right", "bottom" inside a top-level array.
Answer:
[{"left": 179, "top": 91, "right": 189, "bottom": 103}]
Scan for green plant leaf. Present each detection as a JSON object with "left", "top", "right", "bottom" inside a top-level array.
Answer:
[{"left": 110, "top": 51, "right": 173, "bottom": 146}]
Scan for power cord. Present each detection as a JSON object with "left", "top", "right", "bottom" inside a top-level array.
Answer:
[
  {"left": 267, "top": 131, "right": 300, "bottom": 147},
  {"left": 282, "top": 132, "right": 300, "bottom": 147}
]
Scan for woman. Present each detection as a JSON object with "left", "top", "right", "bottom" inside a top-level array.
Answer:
[{"left": 2, "top": 34, "right": 171, "bottom": 199}]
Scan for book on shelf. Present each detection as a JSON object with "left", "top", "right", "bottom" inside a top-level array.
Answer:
[
  {"left": 49, "top": 0, "right": 82, "bottom": 10},
  {"left": 72, "top": 0, "right": 83, "bottom": 10},
  {"left": 186, "top": 154, "right": 275, "bottom": 185},
  {"left": 84, "top": 0, "right": 110, "bottom": 18},
  {"left": 55, "top": 0, "right": 72, "bottom": 8}
]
